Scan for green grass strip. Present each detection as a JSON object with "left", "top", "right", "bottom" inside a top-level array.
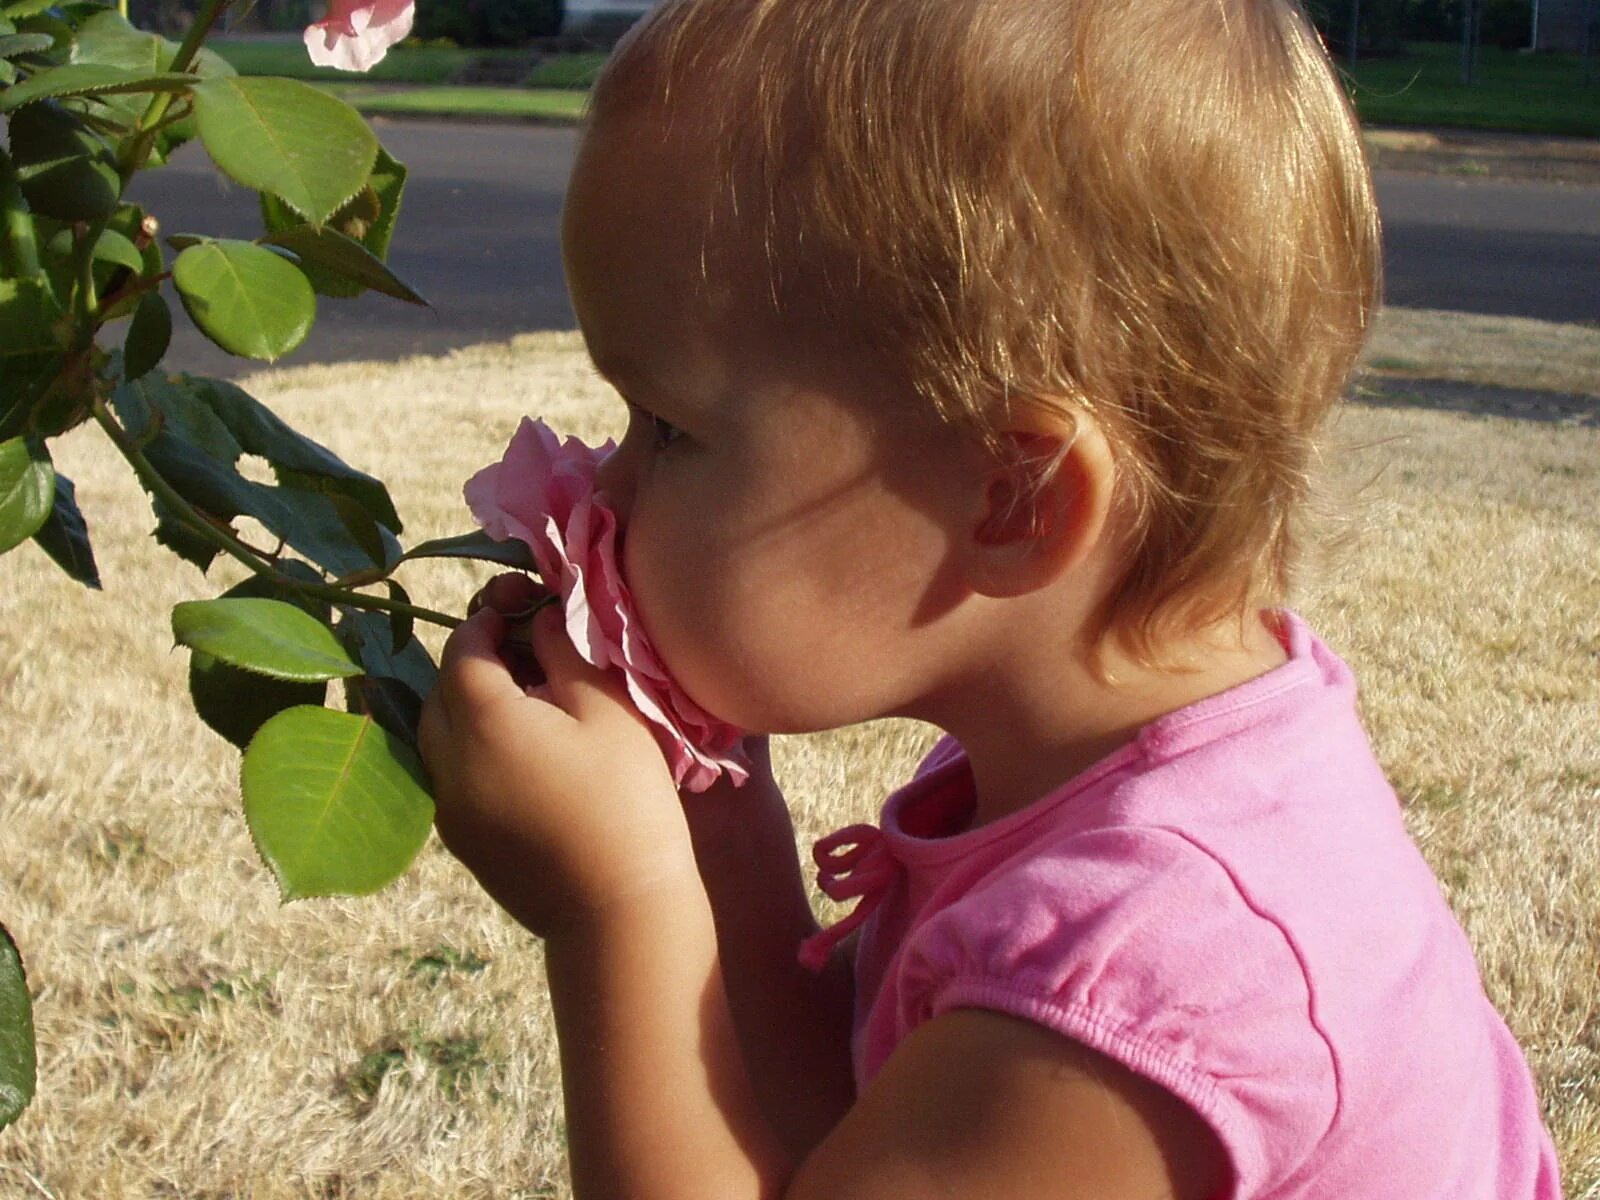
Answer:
[{"left": 323, "top": 85, "right": 588, "bottom": 121}]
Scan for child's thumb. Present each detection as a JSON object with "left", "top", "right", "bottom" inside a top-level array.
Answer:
[{"left": 526, "top": 604, "right": 629, "bottom": 718}]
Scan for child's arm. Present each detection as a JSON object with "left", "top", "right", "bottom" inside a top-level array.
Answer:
[
  {"left": 421, "top": 607, "right": 1228, "bottom": 1200},
  {"left": 679, "top": 752, "right": 858, "bottom": 1161}
]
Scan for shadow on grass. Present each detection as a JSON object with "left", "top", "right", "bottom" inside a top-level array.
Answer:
[{"left": 1354, "top": 375, "right": 1600, "bottom": 428}]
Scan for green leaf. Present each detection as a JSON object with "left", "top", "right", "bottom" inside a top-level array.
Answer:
[
  {"left": 399, "top": 529, "right": 538, "bottom": 571},
  {"left": 0, "top": 62, "right": 194, "bottom": 112},
  {"left": 3, "top": 0, "right": 63, "bottom": 19},
  {"left": 260, "top": 225, "right": 426, "bottom": 306},
  {"left": 186, "top": 566, "right": 331, "bottom": 752},
  {"left": 262, "top": 144, "right": 407, "bottom": 300},
  {"left": 7, "top": 98, "right": 119, "bottom": 221},
  {"left": 0, "top": 923, "right": 35, "bottom": 1132},
  {"left": 10, "top": 10, "right": 68, "bottom": 53},
  {"left": 177, "top": 375, "right": 401, "bottom": 533},
  {"left": 104, "top": 202, "right": 163, "bottom": 293},
  {"left": 335, "top": 604, "right": 437, "bottom": 748},
  {"left": 172, "top": 596, "right": 363, "bottom": 683},
  {"left": 1, "top": 279, "right": 88, "bottom": 440},
  {"left": 31, "top": 469, "right": 98, "bottom": 588},
  {"left": 324, "top": 490, "right": 393, "bottom": 569},
  {"left": 385, "top": 579, "right": 414, "bottom": 655},
  {"left": 124, "top": 292, "right": 171, "bottom": 381},
  {"left": 192, "top": 650, "right": 327, "bottom": 751},
  {"left": 0, "top": 435, "right": 53, "bottom": 555},
  {"left": 111, "top": 375, "right": 394, "bottom": 577},
  {"left": 91, "top": 226, "right": 142, "bottom": 272},
  {"left": 152, "top": 492, "right": 221, "bottom": 572},
  {"left": 71, "top": 9, "right": 171, "bottom": 71},
  {"left": 242, "top": 706, "right": 434, "bottom": 901},
  {"left": 0, "top": 31, "right": 51, "bottom": 57},
  {"left": 192, "top": 77, "right": 376, "bottom": 227},
  {"left": 0, "top": 275, "right": 66, "bottom": 357},
  {"left": 65, "top": 11, "right": 231, "bottom": 142},
  {"left": 172, "top": 239, "right": 315, "bottom": 362},
  {"left": 44, "top": 224, "right": 141, "bottom": 272}
]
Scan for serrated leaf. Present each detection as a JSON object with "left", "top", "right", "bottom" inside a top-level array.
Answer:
[
  {"left": 71, "top": 9, "right": 169, "bottom": 71},
  {"left": 148, "top": 494, "right": 218, "bottom": 571},
  {"left": 191, "top": 650, "right": 327, "bottom": 751},
  {"left": 0, "top": 436, "right": 54, "bottom": 555},
  {"left": 9, "top": 9, "right": 67, "bottom": 50},
  {"left": 124, "top": 292, "right": 171, "bottom": 381},
  {"left": 173, "top": 596, "right": 363, "bottom": 682},
  {"left": 0, "top": 31, "right": 51, "bottom": 57},
  {"left": 0, "top": 923, "right": 35, "bottom": 1132},
  {"left": 398, "top": 528, "right": 538, "bottom": 571},
  {"left": 110, "top": 376, "right": 392, "bottom": 578},
  {"left": 242, "top": 706, "right": 434, "bottom": 901},
  {"left": 31, "top": 469, "right": 98, "bottom": 588},
  {"left": 4, "top": 0, "right": 66, "bottom": 20},
  {"left": 192, "top": 77, "right": 376, "bottom": 227},
  {"left": 259, "top": 225, "right": 426, "bottom": 306},
  {"left": 0, "top": 63, "right": 195, "bottom": 111},
  {"left": 261, "top": 144, "right": 406, "bottom": 300},
  {"left": 172, "top": 239, "right": 315, "bottom": 362},
  {"left": 176, "top": 374, "right": 401, "bottom": 533}
]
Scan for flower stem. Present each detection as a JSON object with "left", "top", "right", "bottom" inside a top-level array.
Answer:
[
  {"left": 90, "top": 395, "right": 462, "bottom": 630},
  {"left": 117, "top": 0, "right": 232, "bottom": 182}
]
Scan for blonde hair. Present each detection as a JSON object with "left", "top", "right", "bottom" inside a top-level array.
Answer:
[{"left": 589, "top": 0, "right": 1383, "bottom": 664}]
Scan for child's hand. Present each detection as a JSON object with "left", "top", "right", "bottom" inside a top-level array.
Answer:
[{"left": 418, "top": 579, "right": 702, "bottom": 940}]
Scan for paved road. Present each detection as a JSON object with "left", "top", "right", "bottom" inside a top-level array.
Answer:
[{"left": 125, "top": 118, "right": 1600, "bottom": 381}]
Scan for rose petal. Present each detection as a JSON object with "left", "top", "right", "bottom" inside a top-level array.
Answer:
[
  {"left": 465, "top": 418, "right": 751, "bottom": 792},
  {"left": 304, "top": 0, "right": 415, "bottom": 72}
]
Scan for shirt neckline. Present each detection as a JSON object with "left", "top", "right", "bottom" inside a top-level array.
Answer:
[{"left": 880, "top": 609, "right": 1318, "bottom": 867}]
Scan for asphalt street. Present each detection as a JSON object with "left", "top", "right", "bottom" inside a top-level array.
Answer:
[{"left": 123, "top": 118, "right": 1600, "bottom": 381}]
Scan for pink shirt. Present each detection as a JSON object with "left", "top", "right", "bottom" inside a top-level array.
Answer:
[{"left": 798, "top": 612, "right": 1561, "bottom": 1199}]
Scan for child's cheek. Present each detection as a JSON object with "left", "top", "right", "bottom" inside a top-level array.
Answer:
[{"left": 622, "top": 502, "right": 776, "bottom": 726}]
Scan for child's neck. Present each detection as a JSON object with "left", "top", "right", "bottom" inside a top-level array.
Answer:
[{"left": 933, "top": 611, "right": 1289, "bottom": 832}]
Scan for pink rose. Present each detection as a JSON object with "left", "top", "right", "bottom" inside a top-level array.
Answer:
[
  {"left": 303, "top": 0, "right": 414, "bottom": 72},
  {"left": 463, "top": 418, "right": 752, "bottom": 794}
]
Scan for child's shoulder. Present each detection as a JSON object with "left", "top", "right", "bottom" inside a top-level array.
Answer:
[{"left": 790, "top": 1003, "right": 1230, "bottom": 1200}]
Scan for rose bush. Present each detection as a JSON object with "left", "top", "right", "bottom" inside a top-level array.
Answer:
[
  {"left": 2, "top": 0, "right": 642, "bottom": 1130},
  {"left": 466, "top": 418, "right": 752, "bottom": 792}
]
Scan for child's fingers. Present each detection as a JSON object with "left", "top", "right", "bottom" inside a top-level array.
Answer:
[
  {"left": 481, "top": 571, "right": 549, "bottom": 616},
  {"left": 526, "top": 604, "right": 634, "bottom": 720},
  {"left": 434, "top": 606, "right": 535, "bottom": 722}
]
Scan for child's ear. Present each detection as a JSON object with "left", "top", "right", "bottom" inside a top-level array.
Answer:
[{"left": 963, "top": 417, "right": 1115, "bottom": 599}]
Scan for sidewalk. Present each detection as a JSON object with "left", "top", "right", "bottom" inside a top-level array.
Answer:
[{"left": 1364, "top": 125, "right": 1600, "bottom": 183}]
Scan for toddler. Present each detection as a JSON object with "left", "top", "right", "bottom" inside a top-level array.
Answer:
[{"left": 416, "top": 0, "right": 1563, "bottom": 1196}]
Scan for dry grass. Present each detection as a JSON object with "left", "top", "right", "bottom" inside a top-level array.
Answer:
[
  {"left": 0, "top": 325, "right": 1596, "bottom": 1198},
  {"left": 1363, "top": 307, "right": 1600, "bottom": 398}
]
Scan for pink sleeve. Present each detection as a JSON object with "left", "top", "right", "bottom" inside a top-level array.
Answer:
[{"left": 894, "top": 825, "right": 1338, "bottom": 1199}]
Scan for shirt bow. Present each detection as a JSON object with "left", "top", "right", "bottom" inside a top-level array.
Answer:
[{"left": 796, "top": 823, "right": 899, "bottom": 974}]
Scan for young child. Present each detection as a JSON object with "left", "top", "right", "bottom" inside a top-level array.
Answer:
[{"left": 416, "top": 0, "right": 1564, "bottom": 1196}]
